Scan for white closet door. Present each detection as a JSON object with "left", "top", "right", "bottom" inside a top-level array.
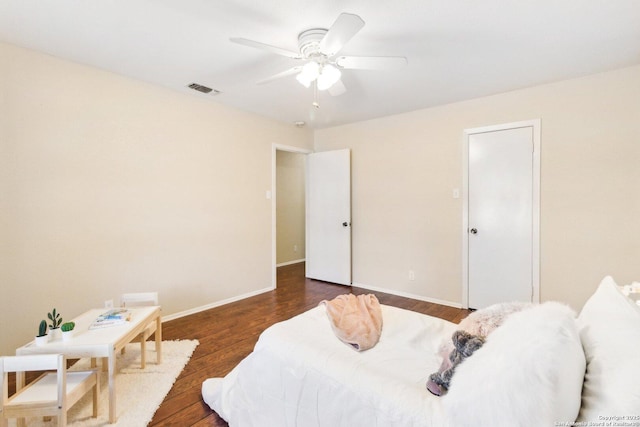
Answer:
[
  {"left": 468, "top": 126, "right": 534, "bottom": 309},
  {"left": 306, "top": 149, "right": 351, "bottom": 285}
]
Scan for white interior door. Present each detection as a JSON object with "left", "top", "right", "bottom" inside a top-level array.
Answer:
[
  {"left": 466, "top": 123, "right": 539, "bottom": 309},
  {"left": 306, "top": 149, "right": 351, "bottom": 285}
]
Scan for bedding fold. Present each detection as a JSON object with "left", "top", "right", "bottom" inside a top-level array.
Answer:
[{"left": 320, "top": 293, "right": 383, "bottom": 351}]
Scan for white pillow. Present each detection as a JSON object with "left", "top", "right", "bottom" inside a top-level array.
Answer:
[
  {"left": 442, "top": 302, "right": 585, "bottom": 427},
  {"left": 576, "top": 276, "right": 640, "bottom": 422}
]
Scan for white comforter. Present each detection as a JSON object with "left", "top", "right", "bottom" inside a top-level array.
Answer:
[{"left": 202, "top": 304, "right": 457, "bottom": 427}]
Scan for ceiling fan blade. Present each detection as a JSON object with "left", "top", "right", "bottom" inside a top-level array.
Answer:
[
  {"left": 256, "top": 66, "right": 303, "bottom": 85},
  {"left": 319, "top": 13, "right": 365, "bottom": 57},
  {"left": 328, "top": 79, "right": 346, "bottom": 96},
  {"left": 230, "top": 37, "right": 302, "bottom": 59},
  {"left": 336, "top": 55, "right": 407, "bottom": 70}
]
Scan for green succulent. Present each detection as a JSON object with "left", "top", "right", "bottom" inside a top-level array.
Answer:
[
  {"left": 61, "top": 321, "right": 75, "bottom": 332},
  {"left": 37, "top": 319, "right": 48, "bottom": 337},
  {"left": 47, "top": 308, "right": 62, "bottom": 329}
]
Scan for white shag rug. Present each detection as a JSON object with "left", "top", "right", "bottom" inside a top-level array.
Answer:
[{"left": 9, "top": 339, "right": 199, "bottom": 427}]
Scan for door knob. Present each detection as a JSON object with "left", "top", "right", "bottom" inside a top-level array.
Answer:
[
  {"left": 470, "top": 228, "right": 478, "bottom": 234},
  {"left": 342, "top": 222, "right": 350, "bottom": 227}
]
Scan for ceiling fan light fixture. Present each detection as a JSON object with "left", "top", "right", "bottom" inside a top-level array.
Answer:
[
  {"left": 316, "top": 64, "right": 341, "bottom": 91},
  {"left": 295, "top": 73, "right": 312, "bottom": 88},
  {"left": 296, "top": 61, "right": 320, "bottom": 88}
]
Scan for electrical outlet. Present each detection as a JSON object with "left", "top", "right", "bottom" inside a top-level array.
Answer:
[
  {"left": 105, "top": 299, "right": 114, "bottom": 309},
  {"left": 294, "top": 244, "right": 298, "bottom": 252},
  {"left": 409, "top": 270, "right": 415, "bottom": 281}
]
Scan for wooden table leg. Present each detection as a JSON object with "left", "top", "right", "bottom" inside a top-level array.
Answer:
[
  {"left": 16, "top": 370, "right": 25, "bottom": 390},
  {"left": 108, "top": 348, "right": 116, "bottom": 423},
  {"left": 141, "top": 338, "right": 147, "bottom": 369},
  {"left": 156, "top": 315, "right": 162, "bottom": 364},
  {"left": 16, "top": 371, "right": 25, "bottom": 427}
]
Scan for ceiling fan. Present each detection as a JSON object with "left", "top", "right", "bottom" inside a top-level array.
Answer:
[{"left": 230, "top": 13, "right": 407, "bottom": 102}]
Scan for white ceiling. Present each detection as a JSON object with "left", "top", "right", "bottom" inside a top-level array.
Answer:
[{"left": 1, "top": 0, "right": 639, "bottom": 129}]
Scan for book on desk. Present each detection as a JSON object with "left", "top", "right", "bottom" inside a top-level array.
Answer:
[{"left": 89, "top": 308, "right": 132, "bottom": 329}]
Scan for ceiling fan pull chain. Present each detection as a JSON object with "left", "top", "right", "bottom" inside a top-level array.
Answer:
[{"left": 312, "top": 80, "right": 320, "bottom": 108}]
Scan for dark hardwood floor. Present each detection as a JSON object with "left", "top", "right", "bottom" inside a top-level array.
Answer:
[{"left": 149, "top": 262, "right": 471, "bottom": 426}]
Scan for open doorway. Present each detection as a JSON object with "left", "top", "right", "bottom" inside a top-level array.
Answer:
[{"left": 272, "top": 145, "right": 311, "bottom": 288}]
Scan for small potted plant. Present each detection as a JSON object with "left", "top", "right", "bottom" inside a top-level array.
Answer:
[
  {"left": 47, "top": 308, "right": 62, "bottom": 340},
  {"left": 35, "top": 319, "right": 48, "bottom": 346},
  {"left": 61, "top": 321, "right": 75, "bottom": 341}
]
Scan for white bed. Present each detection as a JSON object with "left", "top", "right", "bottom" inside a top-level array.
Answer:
[
  {"left": 203, "top": 276, "right": 640, "bottom": 426},
  {"left": 204, "top": 304, "right": 456, "bottom": 426}
]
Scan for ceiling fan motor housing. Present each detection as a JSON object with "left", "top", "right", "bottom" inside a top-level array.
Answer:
[{"left": 298, "top": 28, "right": 328, "bottom": 59}]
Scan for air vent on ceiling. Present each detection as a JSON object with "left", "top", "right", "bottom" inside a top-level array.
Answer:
[{"left": 187, "top": 83, "right": 220, "bottom": 95}]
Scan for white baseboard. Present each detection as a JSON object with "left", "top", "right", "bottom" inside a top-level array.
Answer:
[
  {"left": 161, "top": 286, "right": 273, "bottom": 323},
  {"left": 352, "top": 282, "right": 462, "bottom": 309},
  {"left": 276, "top": 258, "right": 305, "bottom": 267}
]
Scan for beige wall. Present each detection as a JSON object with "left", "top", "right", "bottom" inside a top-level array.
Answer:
[
  {"left": 2, "top": 39, "right": 638, "bottom": 355},
  {"left": 315, "top": 65, "right": 640, "bottom": 311},
  {"left": 276, "top": 151, "right": 306, "bottom": 264},
  {"left": 0, "top": 42, "right": 313, "bottom": 354}
]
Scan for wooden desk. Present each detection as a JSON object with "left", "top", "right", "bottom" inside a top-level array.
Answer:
[{"left": 16, "top": 306, "right": 162, "bottom": 424}]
